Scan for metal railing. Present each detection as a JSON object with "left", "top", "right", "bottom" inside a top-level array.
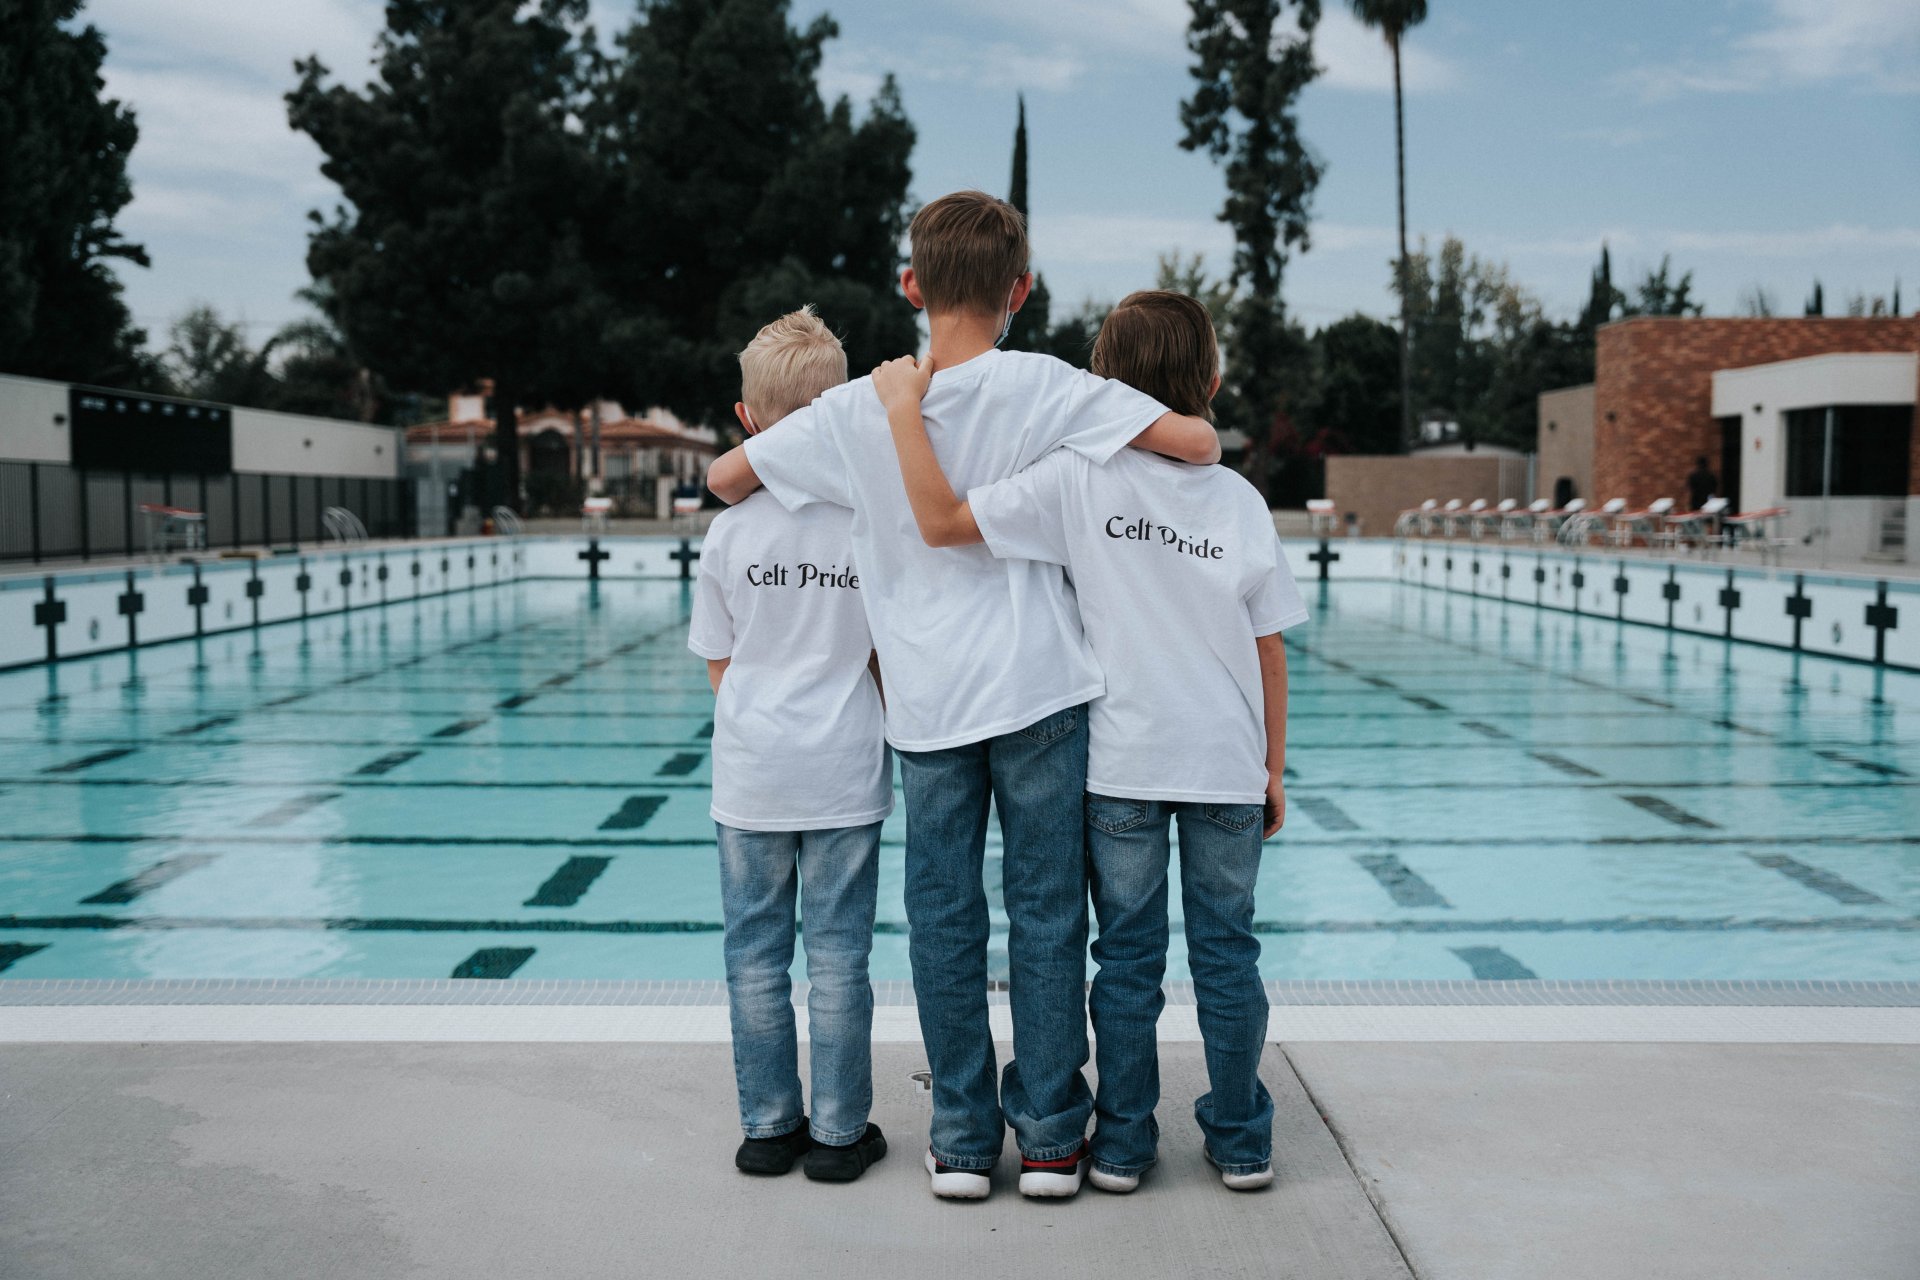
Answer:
[{"left": 0, "top": 460, "right": 412, "bottom": 563}]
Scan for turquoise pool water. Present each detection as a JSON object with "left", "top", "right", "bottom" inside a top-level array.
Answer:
[{"left": 1, "top": 577, "right": 1915, "bottom": 983}]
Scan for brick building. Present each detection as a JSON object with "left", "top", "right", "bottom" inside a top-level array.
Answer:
[{"left": 1538, "top": 316, "right": 1919, "bottom": 558}]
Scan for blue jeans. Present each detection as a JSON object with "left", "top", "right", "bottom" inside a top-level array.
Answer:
[
  {"left": 897, "top": 704, "right": 1094, "bottom": 1167},
  {"left": 716, "top": 821, "right": 881, "bottom": 1146},
  {"left": 1084, "top": 795, "right": 1272, "bottom": 1177}
]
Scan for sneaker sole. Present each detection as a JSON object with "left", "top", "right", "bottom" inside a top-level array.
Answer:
[
  {"left": 1017, "top": 1168, "right": 1086, "bottom": 1198},
  {"left": 924, "top": 1150, "right": 991, "bottom": 1199},
  {"left": 1203, "top": 1148, "right": 1274, "bottom": 1191},
  {"left": 1087, "top": 1167, "right": 1139, "bottom": 1194}
]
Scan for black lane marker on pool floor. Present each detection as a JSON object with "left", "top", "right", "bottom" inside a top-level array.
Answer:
[
  {"left": 171, "top": 715, "right": 236, "bottom": 736},
  {"left": 697, "top": 719, "right": 714, "bottom": 739},
  {"left": 1459, "top": 721, "right": 1512, "bottom": 739},
  {"left": 1293, "top": 795, "right": 1360, "bottom": 831},
  {"left": 524, "top": 856, "right": 614, "bottom": 907},
  {"left": 80, "top": 854, "right": 219, "bottom": 904},
  {"left": 1745, "top": 854, "right": 1888, "bottom": 906},
  {"left": 1530, "top": 751, "right": 1604, "bottom": 779},
  {"left": 1402, "top": 695, "right": 1450, "bottom": 711},
  {"left": 0, "top": 943, "right": 48, "bottom": 973},
  {"left": 497, "top": 693, "right": 538, "bottom": 710},
  {"left": 245, "top": 792, "right": 343, "bottom": 828},
  {"left": 1353, "top": 854, "right": 1452, "bottom": 908},
  {"left": 353, "top": 750, "right": 421, "bottom": 776},
  {"left": 1815, "top": 749, "right": 1909, "bottom": 778},
  {"left": 599, "top": 795, "right": 668, "bottom": 830},
  {"left": 44, "top": 747, "right": 137, "bottom": 774},
  {"left": 540, "top": 674, "right": 577, "bottom": 688},
  {"left": 1620, "top": 794, "right": 1720, "bottom": 829},
  {"left": 431, "top": 718, "right": 488, "bottom": 738},
  {"left": 655, "top": 752, "right": 704, "bottom": 777},
  {"left": 1451, "top": 945, "right": 1538, "bottom": 980},
  {"left": 451, "top": 947, "right": 535, "bottom": 979}
]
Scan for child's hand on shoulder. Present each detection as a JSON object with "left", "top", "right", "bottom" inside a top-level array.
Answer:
[
  {"left": 871, "top": 355, "right": 934, "bottom": 417},
  {"left": 1263, "top": 771, "right": 1285, "bottom": 838}
]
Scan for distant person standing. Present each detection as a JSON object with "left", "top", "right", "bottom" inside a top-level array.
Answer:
[{"left": 1686, "top": 456, "right": 1718, "bottom": 512}]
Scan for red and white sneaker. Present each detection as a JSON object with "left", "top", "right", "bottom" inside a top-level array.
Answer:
[
  {"left": 1018, "top": 1142, "right": 1091, "bottom": 1198},
  {"left": 925, "top": 1149, "right": 992, "bottom": 1200}
]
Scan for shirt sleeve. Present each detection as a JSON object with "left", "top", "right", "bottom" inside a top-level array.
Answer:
[
  {"left": 1246, "top": 536, "right": 1311, "bottom": 636},
  {"left": 1052, "top": 366, "right": 1171, "bottom": 465},
  {"left": 967, "top": 448, "right": 1076, "bottom": 567},
  {"left": 686, "top": 545, "right": 734, "bottom": 660},
  {"left": 741, "top": 402, "right": 852, "bottom": 511}
]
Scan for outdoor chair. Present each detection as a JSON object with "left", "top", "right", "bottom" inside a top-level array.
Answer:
[
  {"left": 1307, "top": 498, "right": 1338, "bottom": 537},
  {"left": 582, "top": 496, "right": 612, "bottom": 533},
  {"left": 1724, "top": 506, "right": 1793, "bottom": 563},
  {"left": 1437, "top": 499, "right": 1470, "bottom": 538},
  {"left": 138, "top": 503, "right": 207, "bottom": 560}
]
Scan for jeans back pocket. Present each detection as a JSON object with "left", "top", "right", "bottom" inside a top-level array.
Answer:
[{"left": 1086, "top": 793, "right": 1152, "bottom": 835}]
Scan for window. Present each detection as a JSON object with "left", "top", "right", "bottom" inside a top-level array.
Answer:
[{"left": 1784, "top": 405, "right": 1912, "bottom": 497}]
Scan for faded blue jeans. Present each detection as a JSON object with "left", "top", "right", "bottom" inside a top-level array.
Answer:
[
  {"left": 1084, "top": 795, "right": 1273, "bottom": 1177},
  {"left": 716, "top": 821, "right": 881, "bottom": 1146},
  {"left": 898, "top": 703, "right": 1094, "bottom": 1168}
]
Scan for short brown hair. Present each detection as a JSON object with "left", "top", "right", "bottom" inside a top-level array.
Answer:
[
  {"left": 737, "top": 305, "right": 847, "bottom": 425},
  {"left": 1092, "top": 291, "right": 1220, "bottom": 422},
  {"left": 908, "top": 190, "right": 1029, "bottom": 317}
]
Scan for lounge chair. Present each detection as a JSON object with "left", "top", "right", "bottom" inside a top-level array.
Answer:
[
  {"left": 1473, "top": 498, "right": 1518, "bottom": 540},
  {"left": 1532, "top": 497, "right": 1586, "bottom": 545},
  {"left": 1393, "top": 498, "right": 1439, "bottom": 537},
  {"left": 1559, "top": 497, "right": 1625, "bottom": 546},
  {"left": 1608, "top": 497, "right": 1675, "bottom": 547},
  {"left": 1502, "top": 498, "right": 1551, "bottom": 543}
]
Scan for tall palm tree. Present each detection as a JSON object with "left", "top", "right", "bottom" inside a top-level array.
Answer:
[{"left": 1350, "top": 0, "right": 1428, "bottom": 450}]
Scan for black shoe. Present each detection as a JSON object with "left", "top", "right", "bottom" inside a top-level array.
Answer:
[
  {"left": 736, "top": 1126, "right": 812, "bottom": 1175},
  {"left": 803, "top": 1123, "right": 888, "bottom": 1183}
]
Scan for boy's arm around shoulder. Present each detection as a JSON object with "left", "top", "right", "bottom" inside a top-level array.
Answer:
[
  {"left": 706, "top": 446, "right": 760, "bottom": 506},
  {"left": 1129, "top": 411, "right": 1222, "bottom": 465},
  {"left": 872, "top": 355, "right": 982, "bottom": 548}
]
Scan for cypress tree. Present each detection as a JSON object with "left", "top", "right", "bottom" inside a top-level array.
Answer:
[
  {"left": 1001, "top": 92, "right": 1057, "bottom": 356},
  {"left": 1806, "top": 281, "right": 1824, "bottom": 316}
]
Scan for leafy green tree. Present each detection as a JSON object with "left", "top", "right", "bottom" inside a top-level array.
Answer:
[
  {"left": 162, "top": 305, "right": 278, "bottom": 406},
  {"left": 586, "top": 0, "right": 917, "bottom": 423},
  {"left": 0, "top": 0, "right": 159, "bottom": 387},
  {"left": 1303, "top": 313, "right": 1400, "bottom": 455},
  {"left": 1154, "top": 250, "right": 1236, "bottom": 338},
  {"left": 1621, "top": 255, "right": 1702, "bottom": 317},
  {"left": 288, "top": 0, "right": 604, "bottom": 511},
  {"left": 1347, "top": 0, "right": 1427, "bottom": 450},
  {"left": 1181, "top": 0, "right": 1324, "bottom": 500}
]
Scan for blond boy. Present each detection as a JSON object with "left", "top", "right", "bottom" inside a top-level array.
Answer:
[{"left": 688, "top": 306, "right": 890, "bottom": 1182}]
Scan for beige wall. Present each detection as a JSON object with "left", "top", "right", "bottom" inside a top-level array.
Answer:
[
  {"left": 1536, "top": 383, "right": 1594, "bottom": 503},
  {"left": 1325, "top": 454, "right": 1530, "bottom": 537}
]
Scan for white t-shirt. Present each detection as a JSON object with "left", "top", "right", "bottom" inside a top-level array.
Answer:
[
  {"left": 743, "top": 350, "right": 1169, "bottom": 751},
  {"left": 687, "top": 491, "right": 892, "bottom": 831},
  {"left": 970, "top": 448, "right": 1309, "bottom": 804}
]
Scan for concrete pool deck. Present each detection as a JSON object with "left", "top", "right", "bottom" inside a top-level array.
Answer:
[{"left": 3, "top": 1025, "right": 1916, "bottom": 1279}]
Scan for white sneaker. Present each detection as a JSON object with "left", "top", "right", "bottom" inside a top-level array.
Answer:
[
  {"left": 925, "top": 1149, "right": 991, "bottom": 1199},
  {"left": 1205, "top": 1147, "right": 1274, "bottom": 1191},
  {"left": 1018, "top": 1144, "right": 1090, "bottom": 1198},
  {"left": 1088, "top": 1166, "right": 1140, "bottom": 1194}
]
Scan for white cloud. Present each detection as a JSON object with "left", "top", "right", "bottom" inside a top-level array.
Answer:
[
  {"left": 1502, "top": 224, "right": 1920, "bottom": 259},
  {"left": 102, "top": 65, "right": 331, "bottom": 190},
  {"left": 1625, "top": 0, "right": 1920, "bottom": 97},
  {"left": 85, "top": 0, "right": 380, "bottom": 85},
  {"left": 1313, "top": 8, "right": 1459, "bottom": 94}
]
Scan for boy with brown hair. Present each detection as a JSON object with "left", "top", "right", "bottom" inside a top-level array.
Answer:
[
  {"left": 689, "top": 306, "right": 891, "bottom": 1183},
  {"left": 871, "top": 289, "right": 1308, "bottom": 1193},
  {"left": 707, "top": 193, "right": 1220, "bottom": 1199}
]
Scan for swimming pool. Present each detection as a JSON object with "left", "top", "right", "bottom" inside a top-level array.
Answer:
[{"left": 0, "top": 575, "right": 1914, "bottom": 983}]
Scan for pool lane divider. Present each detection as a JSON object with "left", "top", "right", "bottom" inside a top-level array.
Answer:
[
  {"left": 80, "top": 854, "right": 219, "bottom": 905},
  {"left": 524, "top": 857, "right": 614, "bottom": 907}
]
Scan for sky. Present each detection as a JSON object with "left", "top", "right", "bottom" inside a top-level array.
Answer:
[{"left": 84, "top": 0, "right": 1920, "bottom": 347}]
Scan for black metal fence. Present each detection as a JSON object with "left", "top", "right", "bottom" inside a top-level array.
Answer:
[{"left": 0, "top": 461, "right": 412, "bottom": 563}]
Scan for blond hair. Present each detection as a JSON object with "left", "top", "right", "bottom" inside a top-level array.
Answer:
[
  {"left": 909, "top": 190, "right": 1029, "bottom": 317},
  {"left": 737, "top": 305, "right": 848, "bottom": 425},
  {"left": 1092, "top": 291, "right": 1220, "bottom": 423}
]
